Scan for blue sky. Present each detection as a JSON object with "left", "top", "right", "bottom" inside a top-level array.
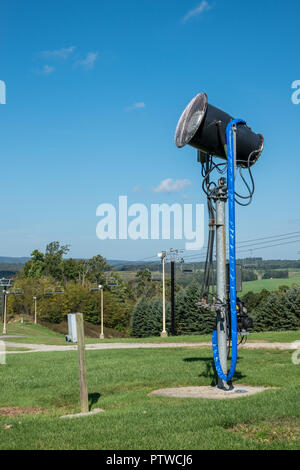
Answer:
[{"left": 1, "top": 0, "right": 300, "bottom": 261}]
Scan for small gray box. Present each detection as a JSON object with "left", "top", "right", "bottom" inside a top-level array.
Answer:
[
  {"left": 226, "top": 263, "right": 243, "bottom": 293},
  {"left": 66, "top": 313, "right": 78, "bottom": 343}
]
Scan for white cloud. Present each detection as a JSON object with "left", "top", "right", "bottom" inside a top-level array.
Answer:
[
  {"left": 153, "top": 178, "right": 192, "bottom": 193},
  {"left": 41, "top": 65, "right": 55, "bottom": 75},
  {"left": 43, "top": 46, "right": 76, "bottom": 60},
  {"left": 182, "top": 1, "right": 212, "bottom": 23},
  {"left": 132, "top": 185, "right": 142, "bottom": 193},
  {"left": 126, "top": 102, "right": 146, "bottom": 111},
  {"left": 76, "top": 52, "right": 98, "bottom": 70}
]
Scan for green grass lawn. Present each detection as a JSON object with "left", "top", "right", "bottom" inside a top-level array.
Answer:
[
  {"left": 0, "top": 346, "right": 300, "bottom": 449},
  {"left": 1, "top": 323, "right": 69, "bottom": 346}
]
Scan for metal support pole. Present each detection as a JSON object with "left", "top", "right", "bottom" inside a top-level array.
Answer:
[
  {"left": 215, "top": 183, "right": 228, "bottom": 390},
  {"left": 1, "top": 289, "right": 5, "bottom": 322},
  {"left": 34, "top": 296, "right": 37, "bottom": 324},
  {"left": 161, "top": 256, "right": 168, "bottom": 337},
  {"left": 170, "top": 261, "right": 175, "bottom": 336},
  {"left": 99, "top": 287, "right": 104, "bottom": 339},
  {"left": 2, "top": 289, "right": 8, "bottom": 335}
]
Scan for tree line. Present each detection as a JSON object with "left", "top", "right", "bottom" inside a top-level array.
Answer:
[
  {"left": 242, "top": 285, "right": 300, "bottom": 331},
  {"left": 7, "top": 242, "right": 176, "bottom": 333},
  {"left": 5, "top": 241, "right": 300, "bottom": 336}
]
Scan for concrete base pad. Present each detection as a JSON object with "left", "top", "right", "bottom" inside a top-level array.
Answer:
[
  {"left": 149, "top": 385, "right": 273, "bottom": 400},
  {"left": 60, "top": 408, "right": 104, "bottom": 419}
]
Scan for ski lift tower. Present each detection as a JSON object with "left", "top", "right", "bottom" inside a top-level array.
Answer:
[{"left": 175, "top": 93, "right": 263, "bottom": 389}]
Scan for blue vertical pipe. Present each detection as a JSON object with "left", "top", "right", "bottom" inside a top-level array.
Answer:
[{"left": 212, "top": 118, "right": 245, "bottom": 382}]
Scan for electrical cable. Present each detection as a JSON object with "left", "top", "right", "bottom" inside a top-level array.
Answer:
[{"left": 182, "top": 235, "right": 300, "bottom": 262}]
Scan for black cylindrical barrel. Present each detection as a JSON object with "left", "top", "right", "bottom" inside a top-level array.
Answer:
[{"left": 175, "top": 93, "right": 263, "bottom": 167}]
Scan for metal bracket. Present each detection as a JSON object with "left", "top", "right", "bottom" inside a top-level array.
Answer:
[{"left": 212, "top": 178, "right": 228, "bottom": 202}]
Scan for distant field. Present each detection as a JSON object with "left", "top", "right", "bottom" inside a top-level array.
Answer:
[
  {"left": 241, "top": 273, "right": 300, "bottom": 295},
  {"left": 115, "top": 268, "right": 300, "bottom": 295}
]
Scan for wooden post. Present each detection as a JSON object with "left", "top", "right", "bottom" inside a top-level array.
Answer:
[{"left": 75, "top": 313, "right": 89, "bottom": 413}]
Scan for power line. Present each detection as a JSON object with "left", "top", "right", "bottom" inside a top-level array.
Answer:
[
  {"left": 237, "top": 231, "right": 300, "bottom": 245},
  {"left": 236, "top": 238, "right": 300, "bottom": 254},
  {"left": 181, "top": 237, "right": 300, "bottom": 262},
  {"left": 181, "top": 232, "right": 300, "bottom": 260},
  {"left": 135, "top": 230, "right": 300, "bottom": 264},
  {"left": 181, "top": 230, "right": 300, "bottom": 255}
]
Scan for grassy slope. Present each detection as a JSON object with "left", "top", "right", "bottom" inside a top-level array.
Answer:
[
  {"left": 2, "top": 322, "right": 300, "bottom": 346},
  {"left": 1, "top": 323, "right": 68, "bottom": 346},
  {"left": 0, "top": 347, "right": 300, "bottom": 449}
]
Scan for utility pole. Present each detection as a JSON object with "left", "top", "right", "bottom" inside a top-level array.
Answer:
[
  {"left": 157, "top": 252, "right": 168, "bottom": 338},
  {"left": 2, "top": 288, "right": 8, "bottom": 334},
  {"left": 1, "top": 288, "right": 5, "bottom": 322},
  {"left": 1, "top": 279, "right": 14, "bottom": 334},
  {"left": 33, "top": 296, "right": 38, "bottom": 324},
  {"left": 99, "top": 284, "right": 104, "bottom": 340},
  {"left": 89, "top": 284, "right": 105, "bottom": 339},
  {"left": 214, "top": 178, "right": 229, "bottom": 390},
  {"left": 168, "top": 249, "right": 183, "bottom": 336},
  {"left": 170, "top": 260, "right": 175, "bottom": 336}
]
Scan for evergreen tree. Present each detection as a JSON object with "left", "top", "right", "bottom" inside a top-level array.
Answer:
[
  {"left": 130, "top": 297, "right": 151, "bottom": 337},
  {"left": 242, "top": 289, "right": 271, "bottom": 313},
  {"left": 253, "top": 291, "right": 298, "bottom": 331},
  {"left": 146, "top": 298, "right": 171, "bottom": 337},
  {"left": 176, "top": 283, "right": 201, "bottom": 334},
  {"left": 280, "top": 286, "right": 300, "bottom": 328},
  {"left": 175, "top": 283, "right": 215, "bottom": 335},
  {"left": 198, "top": 305, "right": 216, "bottom": 334}
]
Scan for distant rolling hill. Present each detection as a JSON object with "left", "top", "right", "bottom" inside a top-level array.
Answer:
[
  {"left": 0, "top": 257, "right": 153, "bottom": 267},
  {"left": 108, "top": 259, "right": 156, "bottom": 266},
  {"left": 0, "top": 256, "right": 29, "bottom": 264}
]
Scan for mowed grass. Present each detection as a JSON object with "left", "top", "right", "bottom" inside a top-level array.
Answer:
[
  {"left": 1, "top": 323, "right": 69, "bottom": 346},
  {"left": 0, "top": 346, "right": 300, "bottom": 449}
]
